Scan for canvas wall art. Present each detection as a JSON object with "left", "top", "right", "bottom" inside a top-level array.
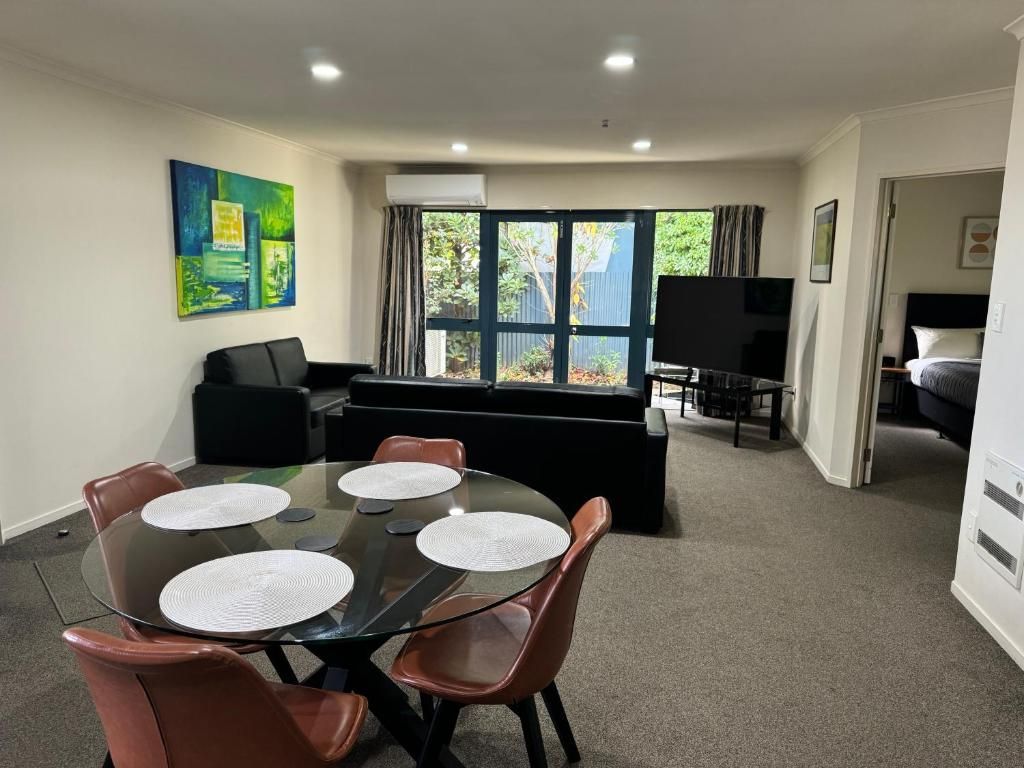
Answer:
[
  {"left": 959, "top": 216, "right": 998, "bottom": 269},
  {"left": 809, "top": 199, "right": 838, "bottom": 283},
  {"left": 170, "top": 160, "right": 295, "bottom": 317}
]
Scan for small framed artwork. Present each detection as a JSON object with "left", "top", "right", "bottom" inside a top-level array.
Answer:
[
  {"left": 810, "top": 199, "right": 838, "bottom": 283},
  {"left": 959, "top": 216, "right": 998, "bottom": 269}
]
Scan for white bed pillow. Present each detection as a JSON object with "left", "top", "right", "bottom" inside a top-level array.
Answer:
[{"left": 911, "top": 326, "right": 983, "bottom": 359}]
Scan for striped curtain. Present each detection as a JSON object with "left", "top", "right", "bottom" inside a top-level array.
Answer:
[
  {"left": 709, "top": 205, "right": 765, "bottom": 277},
  {"left": 378, "top": 206, "right": 426, "bottom": 376}
]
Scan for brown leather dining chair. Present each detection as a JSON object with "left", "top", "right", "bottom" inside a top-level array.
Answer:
[
  {"left": 82, "top": 462, "right": 297, "bottom": 685},
  {"left": 64, "top": 628, "right": 367, "bottom": 768},
  {"left": 390, "top": 497, "right": 612, "bottom": 768},
  {"left": 373, "top": 435, "right": 467, "bottom": 468}
]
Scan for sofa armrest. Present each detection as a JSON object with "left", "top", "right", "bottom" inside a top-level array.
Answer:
[
  {"left": 643, "top": 407, "right": 668, "bottom": 533},
  {"left": 193, "top": 383, "right": 312, "bottom": 465},
  {"left": 306, "top": 362, "right": 375, "bottom": 389},
  {"left": 645, "top": 406, "right": 668, "bottom": 439}
]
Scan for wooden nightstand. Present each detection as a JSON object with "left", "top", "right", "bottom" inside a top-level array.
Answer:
[{"left": 879, "top": 366, "right": 910, "bottom": 416}]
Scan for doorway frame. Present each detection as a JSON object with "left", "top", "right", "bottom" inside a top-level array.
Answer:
[{"left": 853, "top": 165, "right": 1004, "bottom": 486}]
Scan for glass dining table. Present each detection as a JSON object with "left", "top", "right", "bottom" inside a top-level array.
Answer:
[{"left": 81, "top": 461, "right": 570, "bottom": 768}]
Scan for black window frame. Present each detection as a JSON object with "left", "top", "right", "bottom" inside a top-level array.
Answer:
[{"left": 423, "top": 207, "right": 713, "bottom": 387}]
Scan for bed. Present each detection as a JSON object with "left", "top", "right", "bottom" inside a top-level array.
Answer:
[{"left": 900, "top": 292, "right": 989, "bottom": 447}]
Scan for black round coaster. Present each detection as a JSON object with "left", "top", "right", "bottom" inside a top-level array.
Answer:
[
  {"left": 385, "top": 519, "right": 425, "bottom": 536},
  {"left": 294, "top": 535, "right": 338, "bottom": 552},
  {"left": 357, "top": 499, "right": 394, "bottom": 515},
  {"left": 276, "top": 507, "right": 316, "bottom": 523}
]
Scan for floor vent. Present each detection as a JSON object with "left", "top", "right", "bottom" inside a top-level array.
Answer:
[
  {"left": 984, "top": 481, "right": 1024, "bottom": 520},
  {"left": 977, "top": 529, "right": 1019, "bottom": 575}
]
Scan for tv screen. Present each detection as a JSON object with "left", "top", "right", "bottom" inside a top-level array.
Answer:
[{"left": 652, "top": 276, "right": 794, "bottom": 381}]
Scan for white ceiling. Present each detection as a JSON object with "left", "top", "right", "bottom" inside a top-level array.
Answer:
[{"left": 2, "top": 0, "right": 1021, "bottom": 164}]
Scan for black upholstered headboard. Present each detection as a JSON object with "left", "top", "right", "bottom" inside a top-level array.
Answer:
[{"left": 901, "top": 293, "right": 990, "bottom": 363}]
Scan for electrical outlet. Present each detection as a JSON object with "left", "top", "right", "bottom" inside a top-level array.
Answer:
[{"left": 990, "top": 302, "right": 1005, "bottom": 333}]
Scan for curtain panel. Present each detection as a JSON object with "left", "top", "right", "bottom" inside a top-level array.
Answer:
[
  {"left": 709, "top": 205, "right": 765, "bottom": 277},
  {"left": 378, "top": 205, "right": 426, "bottom": 376}
]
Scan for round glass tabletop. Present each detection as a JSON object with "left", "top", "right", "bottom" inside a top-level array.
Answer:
[{"left": 81, "top": 462, "right": 569, "bottom": 646}]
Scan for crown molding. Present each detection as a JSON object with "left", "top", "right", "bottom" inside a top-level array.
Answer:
[
  {"left": 799, "top": 87, "right": 1015, "bottom": 166},
  {"left": 1005, "top": 13, "right": 1024, "bottom": 40},
  {"left": 798, "top": 114, "right": 862, "bottom": 166},
  {"left": 855, "top": 87, "right": 1015, "bottom": 125},
  {"left": 0, "top": 44, "right": 347, "bottom": 167}
]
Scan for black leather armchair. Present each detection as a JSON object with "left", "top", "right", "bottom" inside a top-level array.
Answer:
[
  {"left": 193, "top": 338, "right": 373, "bottom": 466},
  {"left": 326, "top": 375, "right": 668, "bottom": 533}
]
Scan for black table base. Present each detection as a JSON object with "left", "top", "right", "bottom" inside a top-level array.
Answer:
[{"left": 304, "top": 639, "right": 467, "bottom": 768}]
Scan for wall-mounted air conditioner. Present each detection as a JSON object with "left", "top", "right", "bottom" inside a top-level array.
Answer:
[
  {"left": 385, "top": 174, "right": 487, "bottom": 207},
  {"left": 974, "top": 452, "right": 1024, "bottom": 588}
]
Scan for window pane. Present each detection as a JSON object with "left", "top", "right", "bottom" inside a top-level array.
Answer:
[
  {"left": 498, "top": 221, "right": 559, "bottom": 323},
  {"left": 569, "top": 336, "right": 628, "bottom": 385},
  {"left": 651, "top": 211, "right": 713, "bottom": 321},
  {"left": 423, "top": 211, "right": 480, "bottom": 319},
  {"left": 426, "top": 329, "right": 481, "bottom": 378},
  {"left": 497, "top": 333, "right": 554, "bottom": 382},
  {"left": 571, "top": 221, "right": 634, "bottom": 326}
]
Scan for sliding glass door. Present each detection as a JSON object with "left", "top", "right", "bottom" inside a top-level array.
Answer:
[
  {"left": 493, "top": 216, "right": 561, "bottom": 382},
  {"left": 423, "top": 208, "right": 710, "bottom": 387},
  {"left": 565, "top": 214, "right": 641, "bottom": 385}
]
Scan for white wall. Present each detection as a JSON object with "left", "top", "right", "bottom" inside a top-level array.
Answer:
[
  {"left": 953, "top": 32, "right": 1024, "bottom": 671},
  {"left": 786, "top": 94, "right": 1012, "bottom": 486},
  {"left": 881, "top": 172, "right": 1002, "bottom": 362},
  {"left": 0, "top": 58, "right": 361, "bottom": 539},
  {"left": 783, "top": 126, "right": 862, "bottom": 482},
  {"left": 353, "top": 162, "right": 800, "bottom": 355}
]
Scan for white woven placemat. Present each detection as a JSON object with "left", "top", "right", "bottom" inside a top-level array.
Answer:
[
  {"left": 338, "top": 462, "right": 462, "bottom": 500},
  {"left": 416, "top": 511, "right": 571, "bottom": 572},
  {"left": 159, "top": 550, "right": 353, "bottom": 633},
  {"left": 141, "top": 485, "right": 291, "bottom": 531}
]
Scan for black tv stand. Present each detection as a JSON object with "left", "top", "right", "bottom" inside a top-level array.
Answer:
[{"left": 643, "top": 366, "right": 786, "bottom": 447}]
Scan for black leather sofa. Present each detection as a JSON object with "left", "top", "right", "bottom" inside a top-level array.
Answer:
[
  {"left": 325, "top": 375, "right": 668, "bottom": 533},
  {"left": 193, "top": 338, "right": 373, "bottom": 466}
]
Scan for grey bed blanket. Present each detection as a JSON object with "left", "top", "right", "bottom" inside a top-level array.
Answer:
[{"left": 918, "top": 361, "right": 980, "bottom": 410}]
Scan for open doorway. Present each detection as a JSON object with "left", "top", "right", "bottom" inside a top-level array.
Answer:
[{"left": 861, "top": 170, "right": 1003, "bottom": 485}]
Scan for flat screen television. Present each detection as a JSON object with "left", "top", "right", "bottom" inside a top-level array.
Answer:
[{"left": 652, "top": 276, "right": 794, "bottom": 381}]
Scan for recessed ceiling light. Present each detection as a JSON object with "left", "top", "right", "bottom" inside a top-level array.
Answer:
[
  {"left": 632, "top": 139, "right": 652, "bottom": 151},
  {"left": 310, "top": 63, "right": 342, "bottom": 81},
  {"left": 604, "top": 53, "right": 635, "bottom": 71},
  {"left": 451, "top": 142, "right": 469, "bottom": 153}
]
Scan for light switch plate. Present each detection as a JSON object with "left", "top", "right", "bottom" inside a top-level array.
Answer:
[{"left": 990, "top": 302, "right": 1005, "bottom": 333}]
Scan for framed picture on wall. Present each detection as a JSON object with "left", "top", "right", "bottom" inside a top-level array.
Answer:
[
  {"left": 959, "top": 216, "right": 998, "bottom": 269},
  {"left": 809, "top": 199, "right": 838, "bottom": 283}
]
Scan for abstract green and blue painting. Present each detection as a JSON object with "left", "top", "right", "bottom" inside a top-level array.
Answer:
[{"left": 170, "top": 160, "right": 296, "bottom": 317}]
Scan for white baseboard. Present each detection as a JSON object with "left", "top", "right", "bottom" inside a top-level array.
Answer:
[
  {"left": 951, "top": 580, "right": 1024, "bottom": 672},
  {"left": 167, "top": 456, "right": 198, "bottom": 473},
  {"left": 786, "top": 424, "right": 851, "bottom": 487},
  {"left": 0, "top": 456, "right": 197, "bottom": 543}
]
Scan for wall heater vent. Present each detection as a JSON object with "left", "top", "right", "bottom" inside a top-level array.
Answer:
[
  {"left": 977, "top": 529, "right": 1019, "bottom": 575},
  {"left": 984, "top": 480, "right": 1024, "bottom": 520},
  {"left": 974, "top": 452, "right": 1024, "bottom": 589}
]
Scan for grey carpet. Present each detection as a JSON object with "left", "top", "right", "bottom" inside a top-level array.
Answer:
[
  {"left": 33, "top": 554, "right": 111, "bottom": 625},
  {"left": 3, "top": 412, "right": 1024, "bottom": 767}
]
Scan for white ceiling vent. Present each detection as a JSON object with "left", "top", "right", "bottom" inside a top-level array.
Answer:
[
  {"left": 385, "top": 174, "right": 486, "bottom": 207},
  {"left": 974, "top": 452, "right": 1024, "bottom": 588}
]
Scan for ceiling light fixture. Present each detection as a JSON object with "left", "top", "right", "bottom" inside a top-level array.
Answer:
[
  {"left": 310, "top": 63, "right": 342, "bottom": 81},
  {"left": 604, "top": 53, "right": 635, "bottom": 71},
  {"left": 451, "top": 142, "right": 469, "bottom": 153},
  {"left": 632, "top": 139, "right": 652, "bottom": 151}
]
